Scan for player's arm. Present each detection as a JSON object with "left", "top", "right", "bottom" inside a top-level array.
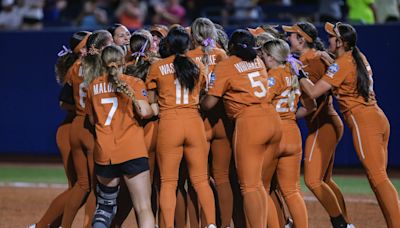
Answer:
[
  {"left": 134, "top": 100, "right": 153, "bottom": 119},
  {"left": 296, "top": 94, "right": 317, "bottom": 119},
  {"left": 201, "top": 95, "right": 220, "bottom": 111},
  {"left": 147, "top": 90, "right": 159, "bottom": 116},
  {"left": 59, "top": 83, "right": 75, "bottom": 111},
  {"left": 299, "top": 78, "right": 332, "bottom": 99}
]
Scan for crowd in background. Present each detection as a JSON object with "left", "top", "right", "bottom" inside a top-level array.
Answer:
[{"left": 0, "top": 0, "right": 399, "bottom": 31}]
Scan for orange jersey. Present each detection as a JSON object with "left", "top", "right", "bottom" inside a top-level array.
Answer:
[
  {"left": 187, "top": 46, "right": 228, "bottom": 90},
  {"left": 146, "top": 55, "right": 206, "bottom": 111},
  {"left": 208, "top": 56, "right": 270, "bottom": 119},
  {"left": 300, "top": 49, "right": 336, "bottom": 118},
  {"left": 322, "top": 51, "right": 376, "bottom": 113},
  {"left": 268, "top": 64, "right": 301, "bottom": 120},
  {"left": 65, "top": 59, "right": 86, "bottom": 116},
  {"left": 300, "top": 49, "right": 327, "bottom": 83},
  {"left": 86, "top": 74, "right": 149, "bottom": 165}
]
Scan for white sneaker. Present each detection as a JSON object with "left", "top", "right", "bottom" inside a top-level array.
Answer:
[
  {"left": 347, "top": 224, "right": 356, "bottom": 228},
  {"left": 207, "top": 225, "right": 217, "bottom": 228},
  {"left": 285, "top": 218, "right": 294, "bottom": 228}
]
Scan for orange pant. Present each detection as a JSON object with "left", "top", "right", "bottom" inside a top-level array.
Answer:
[
  {"left": 344, "top": 105, "right": 400, "bottom": 228},
  {"left": 36, "top": 114, "right": 76, "bottom": 228},
  {"left": 157, "top": 109, "right": 216, "bottom": 228},
  {"left": 263, "top": 119, "right": 308, "bottom": 228},
  {"left": 304, "top": 111, "right": 350, "bottom": 220},
  {"left": 204, "top": 112, "right": 233, "bottom": 227},
  {"left": 234, "top": 104, "right": 282, "bottom": 228},
  {"left": 62, "top": 115, "right": 95, "bottom": 228}
]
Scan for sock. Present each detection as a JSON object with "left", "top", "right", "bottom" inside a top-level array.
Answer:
[{"left": 330, "top": 214, "right": 347, "bottom": 228}]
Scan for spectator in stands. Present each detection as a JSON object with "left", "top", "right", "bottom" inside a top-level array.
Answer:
[
  {"left": 43, "top": 0, "right": 67, "bottom": 26},
  {"left": 21, "top": 0, "right": 44, "bottom": 30},
  {"left": 346, "top": 0, "right": 377, "bottom": 24},
  {"left": 115, "top": 0, "right": 147, "bottom": 30},
  {"left": 319, "top": 0, "right": 343, "bottom": 23},
  {"left": 0, "top": 0, "right": 23, "bottom": 29},
  {"left": 152, "top": 0, "right": 186, "bottom": 26},
  {"left": 375, "top": 0, "right": 399, "bottom": 23},
  {"left": 75, "top": 0, "right": 108, "bottom": 29}
]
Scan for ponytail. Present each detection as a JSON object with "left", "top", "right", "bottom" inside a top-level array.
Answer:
[
  {"left": 173, "top": 55, "right": 199, "bottom": 92},
  {"left": 352, "top": 47, "right": 370, "bottom": 101},
  {"left": 83, "top": 30, "right": 111, "bottom": 84},
  {"left": 314, "top": 37, "right": 325, "bottom": 51},
  {"left": 102, "top": 46, "right": 137, "bottom": 102},
  {"left": 55, "top": 52, "right": 80, "bottom": 85}
]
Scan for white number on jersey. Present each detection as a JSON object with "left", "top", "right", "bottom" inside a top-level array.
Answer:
[
  {"left": 101, "top": 97, "right": 118, "bottom": 126},
  {"left": 247, "top": 71, "right": 267, "bottom": 98},
  {"left": 276, "top": 88, "right": 301, "bottom": 112},
  {"left": 79, "top": 82, "right": 87, "bottom": 108},
  {"left": 175, "top": 78, "right": 189, "bottom": 104}
]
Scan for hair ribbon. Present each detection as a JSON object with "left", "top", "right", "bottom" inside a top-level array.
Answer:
[{"left": 57, "top": 45, "right": 72, "bottom": 57}]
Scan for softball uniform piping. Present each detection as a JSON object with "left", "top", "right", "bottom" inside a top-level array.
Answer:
[{"left": 350, "top": 114, "right": 365, "bottom": 160}]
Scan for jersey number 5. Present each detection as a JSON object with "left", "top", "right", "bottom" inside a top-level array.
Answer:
[
  {"left": 101, "top": 97, "right": 118, "bottom": 126},
  {"left": 248, "top": 71, "right": 267, "bottom": 98}
]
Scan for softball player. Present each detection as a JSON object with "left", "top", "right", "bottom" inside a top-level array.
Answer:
[
  {"left": 299, "top": 22, "right": 400, "bottom": 228},
  {"left": 146, "top": 27, "right": 217, "bottom": 228},
  {"left": 85, "top": 45, "right": 155, "bottom": 228},
  {"left": 111, "top": 31, "right": 159, "bottom": 228},
  {"left": 187, "top": 17, "right": 232, "bottom": 228},
  {"left": 31, "top": 31, "right": 91, "bottom": 228},
  {"left": 261, "top": 39, "right": 309, "bottom": 228},
  {"left": 202, "top": 29, "right": 282, "bottom": 228},
  {"left": 283, "top": 22, "right": 352, "bottom": 227},
  {"left": 61, "top": 30, "right": 113, "bottom": 228}
]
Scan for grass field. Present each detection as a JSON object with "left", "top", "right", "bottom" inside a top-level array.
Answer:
[{"left": 1, "top": 163, "right": 399, "bottom": 195}]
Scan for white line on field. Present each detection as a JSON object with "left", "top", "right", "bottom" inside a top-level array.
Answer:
[
  {"left": 0, "top": 182, "right": 383, "bottom": 205},
  {"left": 0, "top": 182, "right": 67, "bottom": 189}
]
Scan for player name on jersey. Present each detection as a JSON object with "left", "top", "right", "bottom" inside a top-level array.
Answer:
[
  {"left": 234, "top": 59, "right": 263, "bottom": 73},
  {"left": 93, "top": 82, "right": 121, "bottom": 96},
  {"left": 159, "top": 63, "right": 175, "bottom": 76},
  {"left": 194, "top": 55, "right": 217, "bottom": 65}
]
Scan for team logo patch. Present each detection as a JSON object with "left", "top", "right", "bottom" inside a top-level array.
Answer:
[
  {"left": 268, "top": 77, "right": 275, "bottom": 87},
  {"left": 326, "top": 63, "right": 339, "bottom": 78},
  {"left": 141, "top": 89, "right": 148, "bottom": 97},
  {"left": 209, "top": 72, "right": 216, "bottom": 85}
]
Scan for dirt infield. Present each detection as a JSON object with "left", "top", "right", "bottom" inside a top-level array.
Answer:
[{"left": 0, "top": 185, "right": 387, "bottom": 228}]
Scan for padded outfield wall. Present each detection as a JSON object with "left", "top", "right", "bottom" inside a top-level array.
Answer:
[{"left": 0, "top": 24, "right": 399, "bottom": 166}]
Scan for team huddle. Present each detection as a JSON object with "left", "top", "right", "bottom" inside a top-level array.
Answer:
[{"left": 30, "top": 18, "right": 400, "bottom": 228}]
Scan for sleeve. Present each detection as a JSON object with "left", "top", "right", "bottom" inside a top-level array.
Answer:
[
  {"left": 132, "top": 79, "right": 149, "bottom": 102},
  {"left": 207, "top": 62, "right": 230, "bottom": 97},
  {"left": 217, "top": 49, "right": 228, "bottom": 62},
  {"left": 59, "top": 83, "right": 75, "bottom": 105},
  {"left": 321, "top": 61, "right": 347, "bottom": 87},
  {"left": 267, "top": 73, "right": 285, "bottom": 99},
  {"left": 145, "top": 64, "right": 158, "bottom": 90}
]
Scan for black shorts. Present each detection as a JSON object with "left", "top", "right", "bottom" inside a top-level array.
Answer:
[{"left": 95, "top": 157, "right": 149, "bottom": 178}]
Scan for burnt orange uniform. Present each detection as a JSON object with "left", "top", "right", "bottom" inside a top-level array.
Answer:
[
  {"left": 262, "top": 65, "right": 307, "bottom": 228},
  {"left": 208, "top": 56, "right": 282, "bottom": 228},
  {"left": 187, "top": 46, "right": 233, "bottom": 227},
  {"left": 146, "top": 55, "right": 216, "bottom": 228},
  {"left": 36, "top": 65, "right": 77, "bottom": 228},
  {"left": 86, "top": 74, "right": 149, "bottom": 164},
  {"left": 301, "top": 49, "right": 349, "bottom": 221},
  {"left": 321, "top": 51, "right": 400, "bottom": 227},
  {"left": 61, "top": 60, "right": 96, "bottom": 228}
]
